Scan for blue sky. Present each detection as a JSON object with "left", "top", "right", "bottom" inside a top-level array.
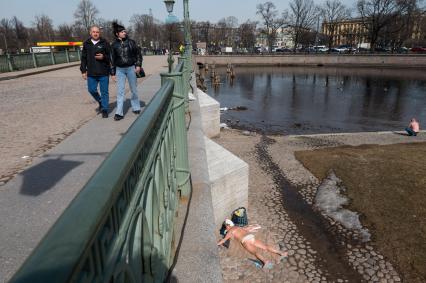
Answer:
[{"left": 0, "top": 0, "right": 356, "bottom": 27}]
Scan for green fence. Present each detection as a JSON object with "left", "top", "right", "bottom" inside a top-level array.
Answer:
[
  {"left": 0, "top": 50, "right": 81, "bottom": 72},
  {"left": 10, "top": 59, "right": 191, "bottom": 283}
]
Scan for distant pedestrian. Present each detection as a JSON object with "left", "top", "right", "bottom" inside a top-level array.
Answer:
[
  {"left": 405, "top": 118, "right": 420, "bottom": 136},
  {"left": 80, "top": 25, "right": 112, "bottom": 118},
  {"left": 110, "top": 22, "right": 142, "bottom": 121}
]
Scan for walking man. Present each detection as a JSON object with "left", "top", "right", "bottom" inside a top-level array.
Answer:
[
  {"left": 80, "top": 25, "right": 112, "bottom": 118},
  {"left": 110, "top": 22, "right": 142, "bottom": 121},
  {"left": 217, "top": 219, "right": 288, "bottom": 269}
]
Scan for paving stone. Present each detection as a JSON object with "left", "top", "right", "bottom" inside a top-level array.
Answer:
[{"left": 366, "top": 268, "right": 375, "bottom": 276}]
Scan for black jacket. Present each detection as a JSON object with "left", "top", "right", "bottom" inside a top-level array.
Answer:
[
  {"left": 80, "top": 37, "right": 112, "bottom": 76},
  {"left": 111, "top": 37, "right": 142, "bottom": 75}
]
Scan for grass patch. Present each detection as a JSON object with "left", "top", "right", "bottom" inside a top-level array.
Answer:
[{"left": 295, "top": 142, "right": 426, "bottom": 283}]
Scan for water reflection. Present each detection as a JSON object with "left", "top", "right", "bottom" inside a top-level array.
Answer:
[{"left": 206, "top": 66, "right": 426, "bottom": 134}]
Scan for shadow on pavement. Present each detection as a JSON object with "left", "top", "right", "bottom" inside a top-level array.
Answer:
[
  {"left": 122, "top": 99, "right": 146, "bottom": 116},
  {"left": 19, "top": 152, "right": 109, "bottom": 196},
  {"left": 19, "top": 159, "right": 83, "bottom": 196}
]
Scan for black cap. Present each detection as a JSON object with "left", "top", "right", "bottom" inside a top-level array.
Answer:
[{"left": 112, "top": 22, "right": 125, "bottom": 36}]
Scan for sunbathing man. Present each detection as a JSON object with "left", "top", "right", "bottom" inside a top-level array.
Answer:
[{"left": 217, "top": 219, "right": 288, "bottom": 269}]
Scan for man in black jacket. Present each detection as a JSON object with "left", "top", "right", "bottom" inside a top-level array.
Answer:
[
  {"left": 80, "top": 25, "right": 112, "bottom": 118},
  {"left": 110, "top": 22, "right": 142, "bottom": 121}
]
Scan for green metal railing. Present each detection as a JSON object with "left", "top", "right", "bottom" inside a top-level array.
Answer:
[
  {"left": 11, "top": 60, "right": 191, "bottom": 283},
  {"left": 0, "top": 50, "right": 81, "bottom": 73}
]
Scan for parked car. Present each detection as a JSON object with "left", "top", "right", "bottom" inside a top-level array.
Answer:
[
  {"left": 314, "top": 46, "right": 329, "bottom": 53},
  {"left": 410, "top": 47, "right": 426, "bottom": 53},
  {"left": 335, "top": 45, "right": 353, "bottom": 53},
  {"left": 374, "top": 47, "right": 390, "bottom": 53},
  {"left": 395, "top": 47, "right": 408, "bottom": 54},
  {"left": 275, "top": 48, "right": 292, "bottom": 53}
]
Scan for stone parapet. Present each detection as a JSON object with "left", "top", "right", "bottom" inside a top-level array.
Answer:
[
  {"left": 195, "top": 54, "right": 426, "bottom": 68},
  {"left": 198, "top": 89, "right": 220, "bottom": 138}
]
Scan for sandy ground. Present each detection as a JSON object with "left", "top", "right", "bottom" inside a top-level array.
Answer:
[
  {"left": 0, "top": 56, "right": 168, "bottom": 186},
  {"left": 215, "top": 128, "right": 426, "bottom": 282}
]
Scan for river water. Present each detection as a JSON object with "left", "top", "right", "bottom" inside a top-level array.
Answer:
[{"left": 205, "top": 66, "right": 426, "bottom": 134}]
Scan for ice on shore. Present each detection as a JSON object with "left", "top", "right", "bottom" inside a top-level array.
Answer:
[{"left": 314, "top": 171, "right": 371, "bottom": 242}]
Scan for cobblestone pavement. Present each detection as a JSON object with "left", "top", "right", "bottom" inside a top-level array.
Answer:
[
  {"left": 0, "top": 56, "right": 168, "bottom": 187},
  {"left": 215, "top": 129, "right": 426, "bottom": 282}
]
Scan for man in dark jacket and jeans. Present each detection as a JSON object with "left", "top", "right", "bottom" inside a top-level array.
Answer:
[
  {"left": 110, "top": 22, "right": 142, "bottom": 121},
  {"left": 80, "top": 25, "right": 112, "bottom": 118}
]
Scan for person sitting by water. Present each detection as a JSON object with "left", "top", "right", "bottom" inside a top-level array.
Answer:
[
  {"left": 217, "top": 219, "right": 288, "bottom": 269},
  {"left": 405, "top": 118, "right": 420, "bottom": 136}
]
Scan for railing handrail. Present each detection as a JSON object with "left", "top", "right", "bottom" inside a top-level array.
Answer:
[{"left": 10, "top": 80, "right": 175, "bottom": 283}]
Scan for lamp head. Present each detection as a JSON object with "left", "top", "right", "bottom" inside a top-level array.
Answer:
[{"left": 164, "top": 0, "right": 175, "bottom": 14}]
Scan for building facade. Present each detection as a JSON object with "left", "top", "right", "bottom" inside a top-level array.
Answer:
[
  {"left": 322, "top": 14, "right": 426, "bottom": 48},
  {"left": 322, "top": 18, "right": 368, "bottom": 47}
]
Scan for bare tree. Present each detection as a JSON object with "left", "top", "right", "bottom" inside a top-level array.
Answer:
[
  {"left": 217, "top": 16, "right": 239, "bottom": 47},
  {"left": 191, "top": 21, "right": 212, "bottom": 45},
  {"left": 357, "top": 0, "right": 415, "bottom": 50},
  {"left": 96, "top": 18, "right": 115, "bottom": 42},
  {"left": 224, "top": 16, "right": 238, "bottom": 29},
  {"left": 0, "top": 18, "right": 13, "bottom": 52},
  {"left": 321, "top": 0, "right": 350, "bottom": 50},
  {"left": 256, "top": 2, "right": 287, "bottom": 52},
  {"left": 74, "top": 0, "right": 98, "bottom": 32},
  {"left": 130, "top": 13, "right": 163, "bottom": 50},
  {"left": 33, "top": 14, "right": 54, "bottom": 42},
  {"left": 57, "top": 23, "right": 75, "bottom": 41},
  {"left": 239, "top": 20, "right": 257, "bottom": 50},
  {"left": 390, "top": 0, "right": 424, "bottom": 49},
  {"left": 11, "top": 16, "right": 28, "bottom": 51},
  {"left": 288, "top": 0, "right": 318, "bottom": 51},
  {"left": 215, "top": 19, "right": 228, "bottom": 47}
]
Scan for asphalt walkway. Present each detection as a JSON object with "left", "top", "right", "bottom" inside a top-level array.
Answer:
[{"left": 0, "top": 56, "right": 169, "bottom": 282}]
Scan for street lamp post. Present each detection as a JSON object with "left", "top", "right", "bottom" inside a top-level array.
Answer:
[
  {"left": 163, "top": 0, "right": 192, "bottom": 63},
  {"left": 164, "top": 0, "right": 176, "bottom": 73},
  {"left": 183, "top": 0, "right": 191, "bottom": 58}
]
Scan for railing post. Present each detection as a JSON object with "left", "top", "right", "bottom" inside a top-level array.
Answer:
[
  {"left": 178, "top": 56, "right": 190, "bottom": 111},
  {"left": 50, "top": 48, "right": 55, "bottom": 65},
  {"left": 160, "top": 71, "right": 191, "bottom": 198},
  {"left": 6, "top": 54, "right": 13, "bottom": 72},
  {"left": 65, "top": 49, "right": 70, "bottom": 63},
  {"left": 31, "top": 52, "right": 38, "bottom": 68}
]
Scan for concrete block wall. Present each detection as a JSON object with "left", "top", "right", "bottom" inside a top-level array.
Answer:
[
  {"left": 204, "top": 137, "right": 249, "bottom": 228},
  {"left": 198, "top": 90, "right": 220, "bottom": 138}
]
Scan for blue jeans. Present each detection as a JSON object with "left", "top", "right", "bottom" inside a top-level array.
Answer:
[
  {"left": 116, "top": 66, "right": 141, "bottom": 116},
  {"left": 87, "top": 76, "right": 109, "bottom": 112},
  {"left": 405, "top": 128, "right": 418, "bottom": 136}
]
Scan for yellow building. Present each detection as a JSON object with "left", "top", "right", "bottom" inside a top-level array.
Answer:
[
  {"left": 322, "top": 18, "right": 368, "bottom": 47},
  {"left": 323, "top": 15, "right": 426, "bottom": 48}
]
